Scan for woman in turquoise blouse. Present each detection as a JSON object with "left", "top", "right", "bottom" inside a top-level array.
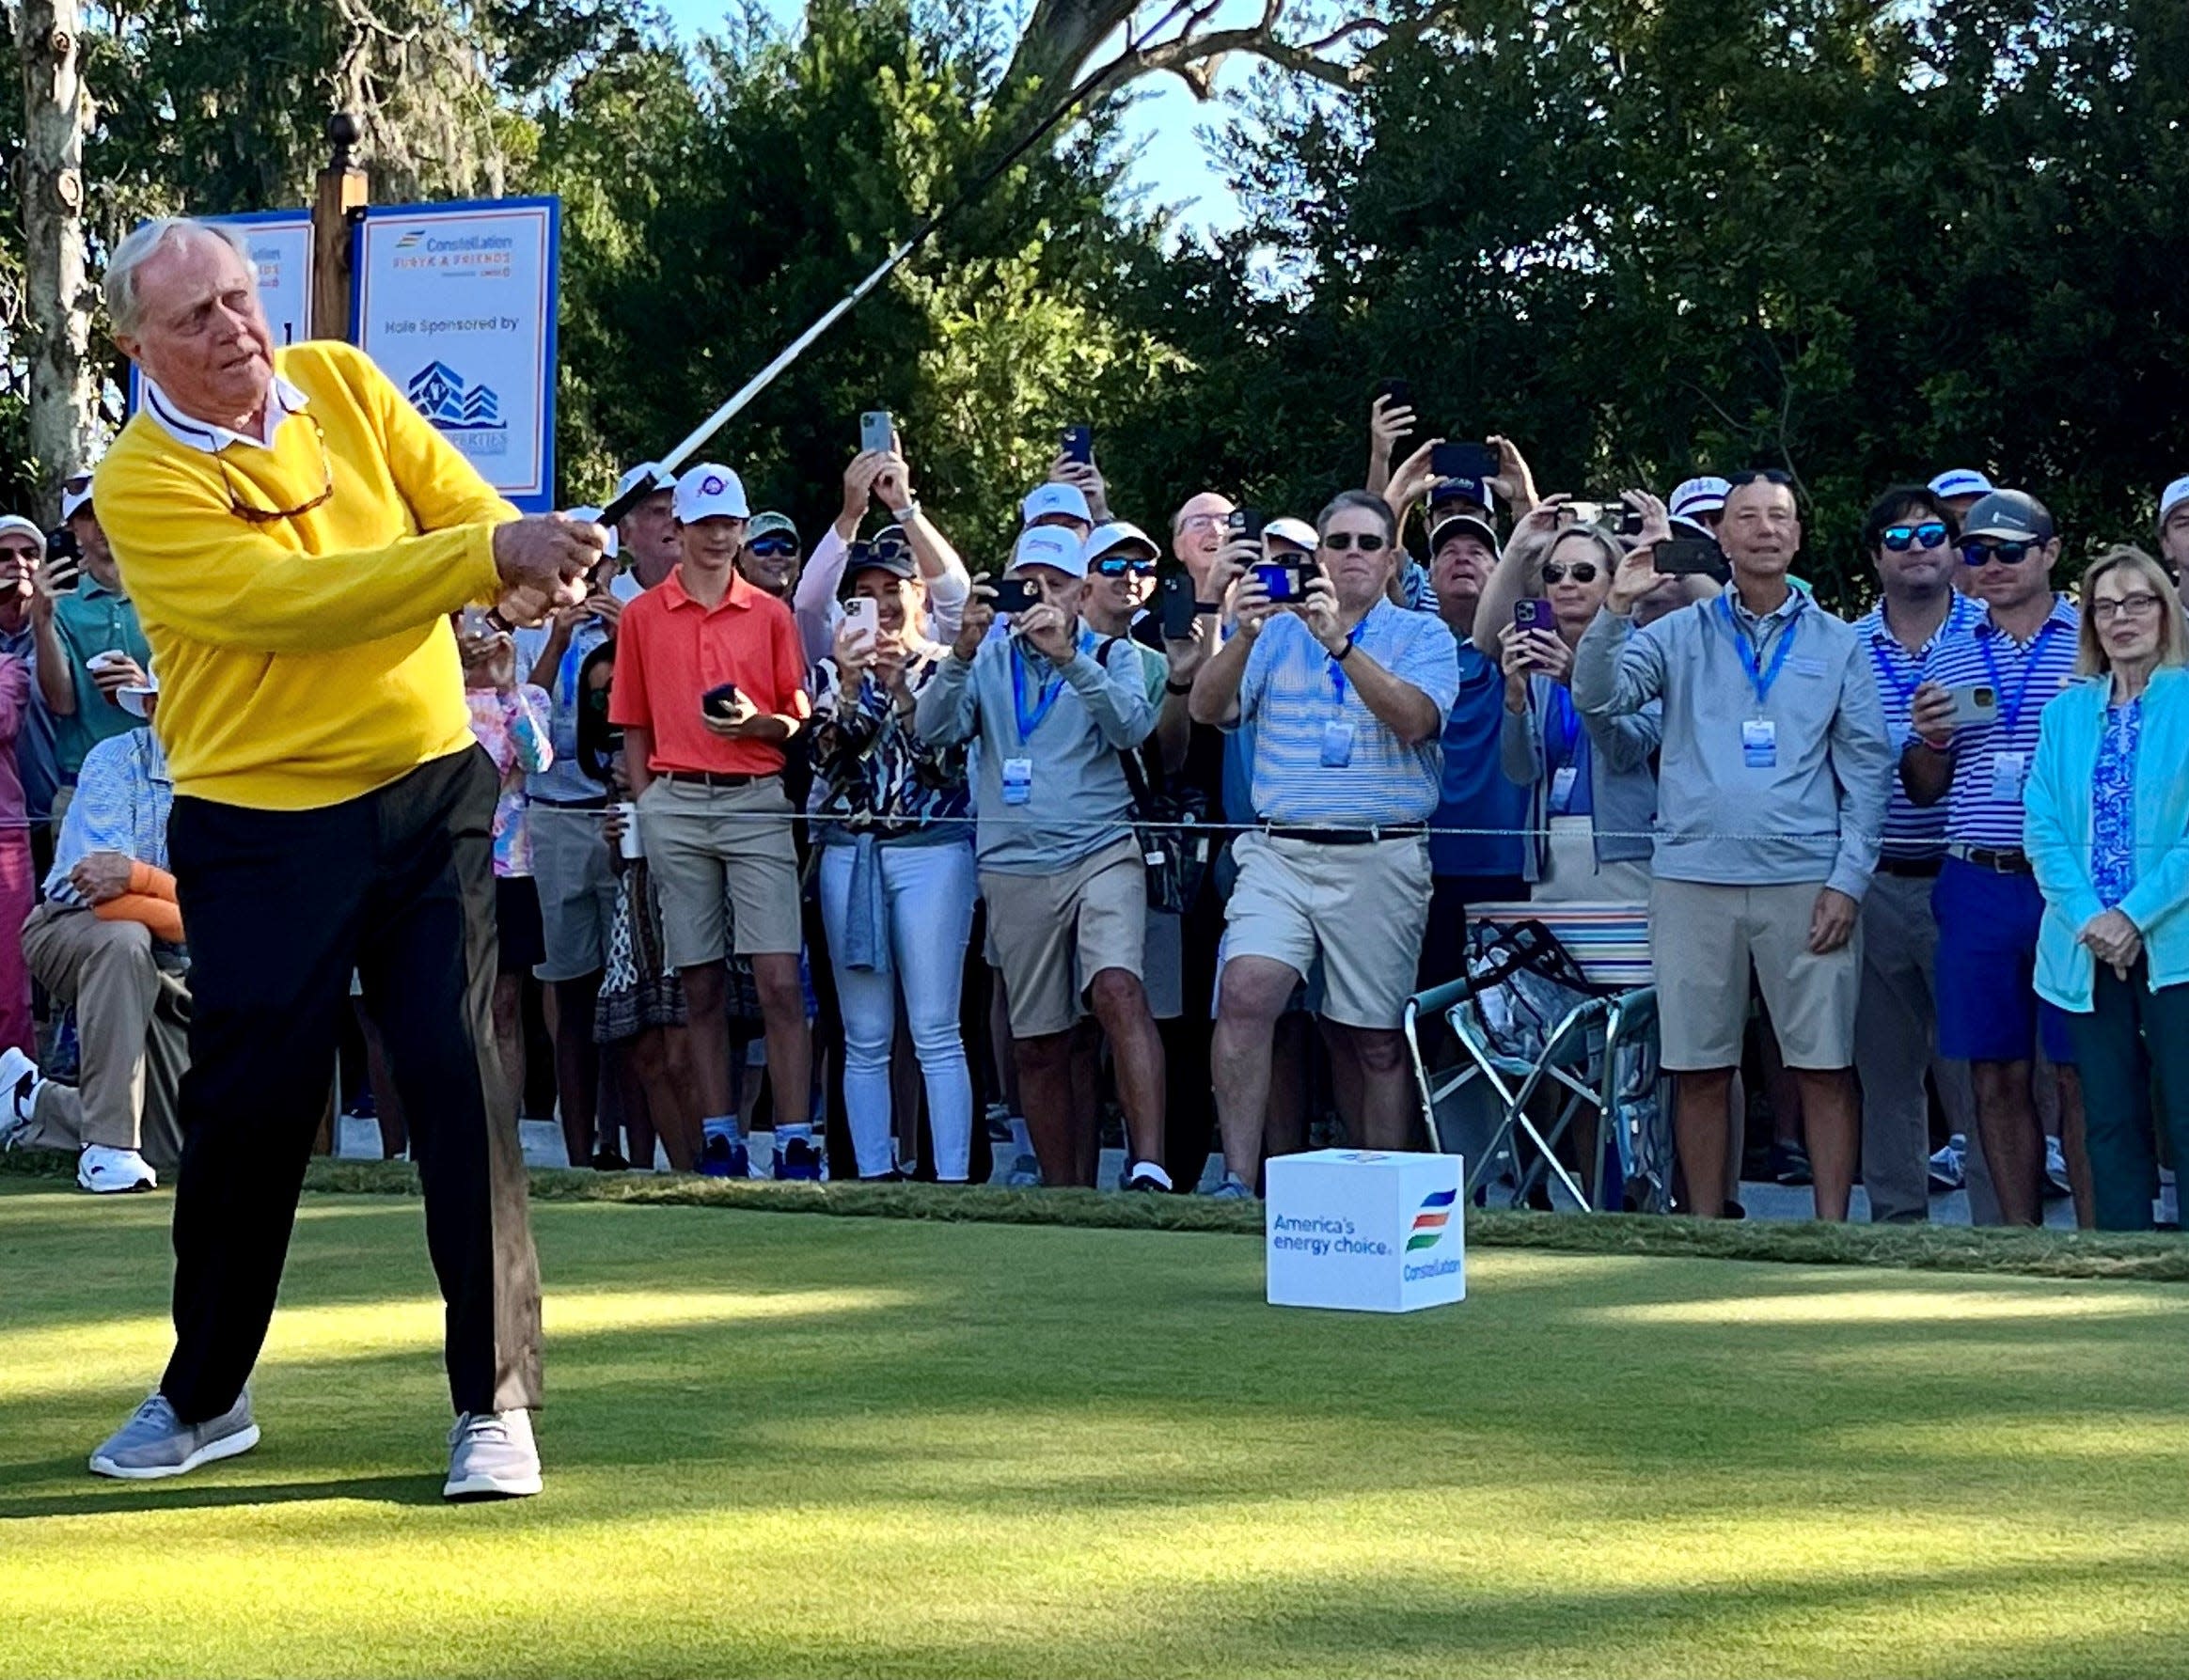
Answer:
[{"left": 2025, "top": 546, "right": 2189, "bottom": 1229}]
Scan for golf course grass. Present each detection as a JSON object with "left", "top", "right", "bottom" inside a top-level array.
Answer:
[{"left": 6, "top": 1175, "right": 2189, "bottom": 1677}]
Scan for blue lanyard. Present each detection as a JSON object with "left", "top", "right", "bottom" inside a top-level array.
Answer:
[
  {"left": 1011, "top": 630, "right": 1089, "bottom": 743},
  {"left": 1718, "top": 595, "right": 1800, "bottom": 711},
  {"left": 1979, "top": 619, "right": 2061, "bottom": 735},
  {"left": 1545, "top": 684, "right": 1583, "bottom": 767},
  {"left": 1866, "top": 639, "right": 1921, "bottom": 714}
]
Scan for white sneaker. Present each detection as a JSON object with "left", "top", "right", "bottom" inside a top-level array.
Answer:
[
  {"left": 0, "top": 1045, "right": 39, "bottom": 1147},
  {"left": 78, "top": 1145, "right": 156, "bottom": 1194},
  {"left": 444, "top": 1409, "right": 542, "bottom": 1500}
]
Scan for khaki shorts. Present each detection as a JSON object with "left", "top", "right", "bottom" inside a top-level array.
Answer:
[
  {"left": 983, "top": 839, "right": 1147, "bottom": 1038},
  {"left": 1077, "top": 907, "right": 1183, "bottom": 1021},
  {"left": 637, "top": 776, "right": 803, "bottom": 968},
  {"left": 529, "top": 799, "right": 620, "bottom": 982},
  {"left": 1220, "top": 831, "right": 1431, "bottom": 1029},
  {"left": 1650, "top": 876, "right": 1862, "bottom": 1072}
]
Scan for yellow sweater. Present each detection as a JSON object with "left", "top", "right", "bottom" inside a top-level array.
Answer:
[{"left": 95, "top": 341, "right": 514, "bottom": 809}]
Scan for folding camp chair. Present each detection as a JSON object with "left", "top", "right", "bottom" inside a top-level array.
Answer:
[{"left": 1403, "top": 903, "right": 1668, "bottom": 1213}]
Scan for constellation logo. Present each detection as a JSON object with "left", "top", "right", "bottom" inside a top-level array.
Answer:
[
  {"left": 1407, "top": 1187, "right": 1456, "bottom": 1253},
  {"left": 395, "top": 229, "right": 426, "bottom": 250},
  {"left": 406, "top": 362, "right": 508, "bottom": 456}
]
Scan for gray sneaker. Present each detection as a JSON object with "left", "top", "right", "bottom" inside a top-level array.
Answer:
[
  {"left": 444, "top": 1409, "right": 542, "bottom": 1500},
  {"left": 89, "top": 1390, "right": 259, "bottom": 1480}
]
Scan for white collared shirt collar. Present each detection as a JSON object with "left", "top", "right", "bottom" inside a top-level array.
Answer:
[{"left": 142, "top": 373, "right": 308, "bottom": 454}]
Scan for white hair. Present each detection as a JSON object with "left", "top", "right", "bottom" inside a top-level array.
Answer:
[{"left": 103, "top": 217, "right": 255, "bottom": 338}]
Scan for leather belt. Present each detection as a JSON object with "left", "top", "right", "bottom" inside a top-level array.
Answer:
[
  {"left": 1265, "top": 823, "right": 1427, "bottom": 847},
  {"left": 1949, "top": 844, "right": 2032, "bottom": 875},
  {"left": 661, "top": 770, "right": 770, "bottom": 790},
  {"left": 1875, "top": 856, "right": 1944, "bottom": 879}
]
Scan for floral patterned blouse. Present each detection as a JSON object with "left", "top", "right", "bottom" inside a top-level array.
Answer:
[
  {"left": 2090, "top": 698, "right": 2142, "bottom": 909},
  {"left": 466, "top": 684, "right": 553, "bottom": 877},
  {"left": 806, "top": 642, "right": 969, "bottom": 845}
]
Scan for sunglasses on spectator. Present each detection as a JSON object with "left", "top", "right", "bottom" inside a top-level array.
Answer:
[
  {"left": 1541, "top": 561, "right": 1599, "bottom": 585},
  {"left": 1961, "top": 540, "right": 2037, "bottom": 566},
  {"left": 2092, "top": 592, "right": 2165, "bottom": 623},
  {"left": 1093, "top": 556, "right": 1157, "bottom": 577},
  {"left": 1322, "top": 531, "right": 1389, "bottom": 553},
  {"left": 1881, "top": 522, "right": 1949, "bottom": 552},
  {"left": 223, "top": 418, "right": 335, "bottom": 525},
  {"left": 747, "top": 538, "right": 799, "bottom": 557}
]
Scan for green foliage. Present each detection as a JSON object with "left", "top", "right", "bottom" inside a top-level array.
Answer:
[
  {"left": 1118, "top": 0, "right": 2189, "bottom": 606},
  {"left": 531, "top": 0, "right": 1175, "bottom": 557}
]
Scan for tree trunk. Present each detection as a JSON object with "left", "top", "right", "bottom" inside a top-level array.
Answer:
[{"left": 15, "top": 0, "right": 99, "bottom": 523}]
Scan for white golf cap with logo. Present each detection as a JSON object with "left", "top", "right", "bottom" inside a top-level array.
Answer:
[
  {"left": 2160, "top": 476, "right": 2189, "bottom": 524},
  {"left": 1008, "top": 525, "right": 1087, "bottom": 579},
  {"left": 1927, "top": 467, "right": 1994, "bottom": 500},
  {"left": 1668, "top": 476, "right": 1730, "bottom": 521},
  {"left": 1020, "top": 482, "right": 1093, "bottom": 527},
  {"left": 1082, "top": 521, "right": 1159, "bottom": 567},
  {"left": 673, "top": 463, "right": 751, "bottom": 524},
  {"left": 1265, "top": 516, "right": 1320, "bottom": 553}
]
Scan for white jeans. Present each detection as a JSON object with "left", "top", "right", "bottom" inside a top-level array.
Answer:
[{"left": 818, "top": 841, "right": 978, "bottom": 1178}]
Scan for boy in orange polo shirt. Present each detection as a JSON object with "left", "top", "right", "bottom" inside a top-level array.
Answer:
[{"left": 609, "top": 464, "right": 814, "bottom": 1178}]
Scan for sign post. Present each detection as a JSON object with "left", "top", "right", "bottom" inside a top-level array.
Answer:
[
  {"left": 310, "top": 112, "right": 368, "bottom": 341},
  {"left": 351, "top": 196, "right": 560, "bottom": 511}
]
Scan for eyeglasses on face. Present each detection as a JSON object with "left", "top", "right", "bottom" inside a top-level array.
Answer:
[
  {"left": 222, "top": 418, "right": 335, "bottom": 524},
  {"left": 1541, "top": 561, "right": 1599, "bottom": 586},
  {"left": 1961, "top": 540, "right": 2036, "bottom": 567},
  {"left": 1093, "top": 557, "right": 1157, "bottom": 578},
  {"left": 1178, "top": 511, "right": 1228, "bottom": 534},
  {"left": 1322, "top": 530, "right": 1389, "bottom": 553},
  {"left": 1882, "top": 522, "right": 1949, "bottom": 553},
  {"left": 2091, "top": 591, "right": 2165, "bottom": 623}
]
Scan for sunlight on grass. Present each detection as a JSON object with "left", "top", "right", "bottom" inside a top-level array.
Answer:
[
  {"left": 1580, "top": 1285, "right": 2182, "bottom": 1326},
  {"left": 8, "top": 1184, "right": 2189, "bottom": 1678}
]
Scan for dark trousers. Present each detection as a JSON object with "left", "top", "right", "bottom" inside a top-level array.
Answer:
[
  {"left": 2066, "top": 961, "right": 2189, "bottom": 1232},
  {"left": 161, "top": 747, "right": 543, "bottom": 1422}
]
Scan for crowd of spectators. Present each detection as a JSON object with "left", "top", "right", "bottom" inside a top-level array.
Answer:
[{"left": 8, "top": 387, "right": 2189, "bottom": 1233}]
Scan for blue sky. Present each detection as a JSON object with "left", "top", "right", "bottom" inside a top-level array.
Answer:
[{"left": 655, "top": 0, "right": 1249, "bottom": 236}]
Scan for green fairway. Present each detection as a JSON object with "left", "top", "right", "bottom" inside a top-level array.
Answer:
[{"left": 5, "top": 1179, "right": 2189, "bottom": 1678}]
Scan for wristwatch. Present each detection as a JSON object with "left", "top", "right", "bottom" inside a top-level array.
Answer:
[
  {"left": 1164, "top": 677, "right": 1193, "bottom": 697},
  {"left": 889, "top": 500, "right": 921, "bottom": 525}
]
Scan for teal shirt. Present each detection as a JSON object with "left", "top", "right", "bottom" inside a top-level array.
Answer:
[
  {"left": 2025, "top": 666, "right": 2189, "bottom": 1012},
  {"left": 48, "top": 579, "right": 153, "bottom": 779}
]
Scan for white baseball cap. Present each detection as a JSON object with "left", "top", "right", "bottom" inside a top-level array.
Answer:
[
  {"left": 60, "top": 476, "right": 94, "bottom": 523},
  {"left": 565, "top": 506, "right": 619, "bottom": 559},
  {"left": 1082, "top": 521, "right": 1159, "bottom": 568},
  {"left": 0, "top": 515, "right": 42, "bottom": 549},
  {"left": 1928, "top": 467, "right": 1994, "bottom": 501},
  {"left": 616, "top": 460, "right": 669, "bottom": 503},
  {"left": 1008, "top": 525, "right": 1087, "bottom": 579},
  {"left": 118, "top": 661, "right": 158, "bottom": 719},
  {"left": 2160, "top": 476, "right": 2189, "bottom": 525},
  {"left": 1266, "top": 516, "right": 1320, "bottom": 553},
  {"left": 1021, "top": 482, "right": 1092, "bottom": 527},
  {"left": 1668, "top": 476, "right": 1729, "bottom": 521},
  {"left": 672, "top": 463, "right": 750, "bottom": 525}
]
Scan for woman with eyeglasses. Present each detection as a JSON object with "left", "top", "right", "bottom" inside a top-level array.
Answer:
[
  {"left": 1489, "top": 512, "right": 1662, "bottom": 902},
  {"left": 2024, "top": 546, "right": 2189, "bottom": 1229},
  {"left": 808, "top": 544, "right": 977, "bottom": 1181}
]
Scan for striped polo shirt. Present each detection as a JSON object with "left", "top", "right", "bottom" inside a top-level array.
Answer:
[
  {"left": 1852, "top": 591, "right": 1986, "bottom": 858},
  {"left": 1918, "top": 594, "right": 2081, "bottom": 851},
  {"left": 1235, "top": 602, "right": 1462, "bottom": 826}
]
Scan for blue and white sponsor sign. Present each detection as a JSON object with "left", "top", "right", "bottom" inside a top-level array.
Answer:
[
  {"left": 1266, "top": 1149, "right": 1465, "bottom": 1313},
  {"left": 353, "top": 196, "right": 559, "bottom": 511}
]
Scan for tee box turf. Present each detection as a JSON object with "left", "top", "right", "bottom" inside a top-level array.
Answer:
[{"left": 1265, "top": 1149, "right": 1466, "bottom": 1313}]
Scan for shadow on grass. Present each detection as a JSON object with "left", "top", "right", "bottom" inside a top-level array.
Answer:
[{"left": 0, "top": 1468, "right": 444, "bottom": 1520}]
